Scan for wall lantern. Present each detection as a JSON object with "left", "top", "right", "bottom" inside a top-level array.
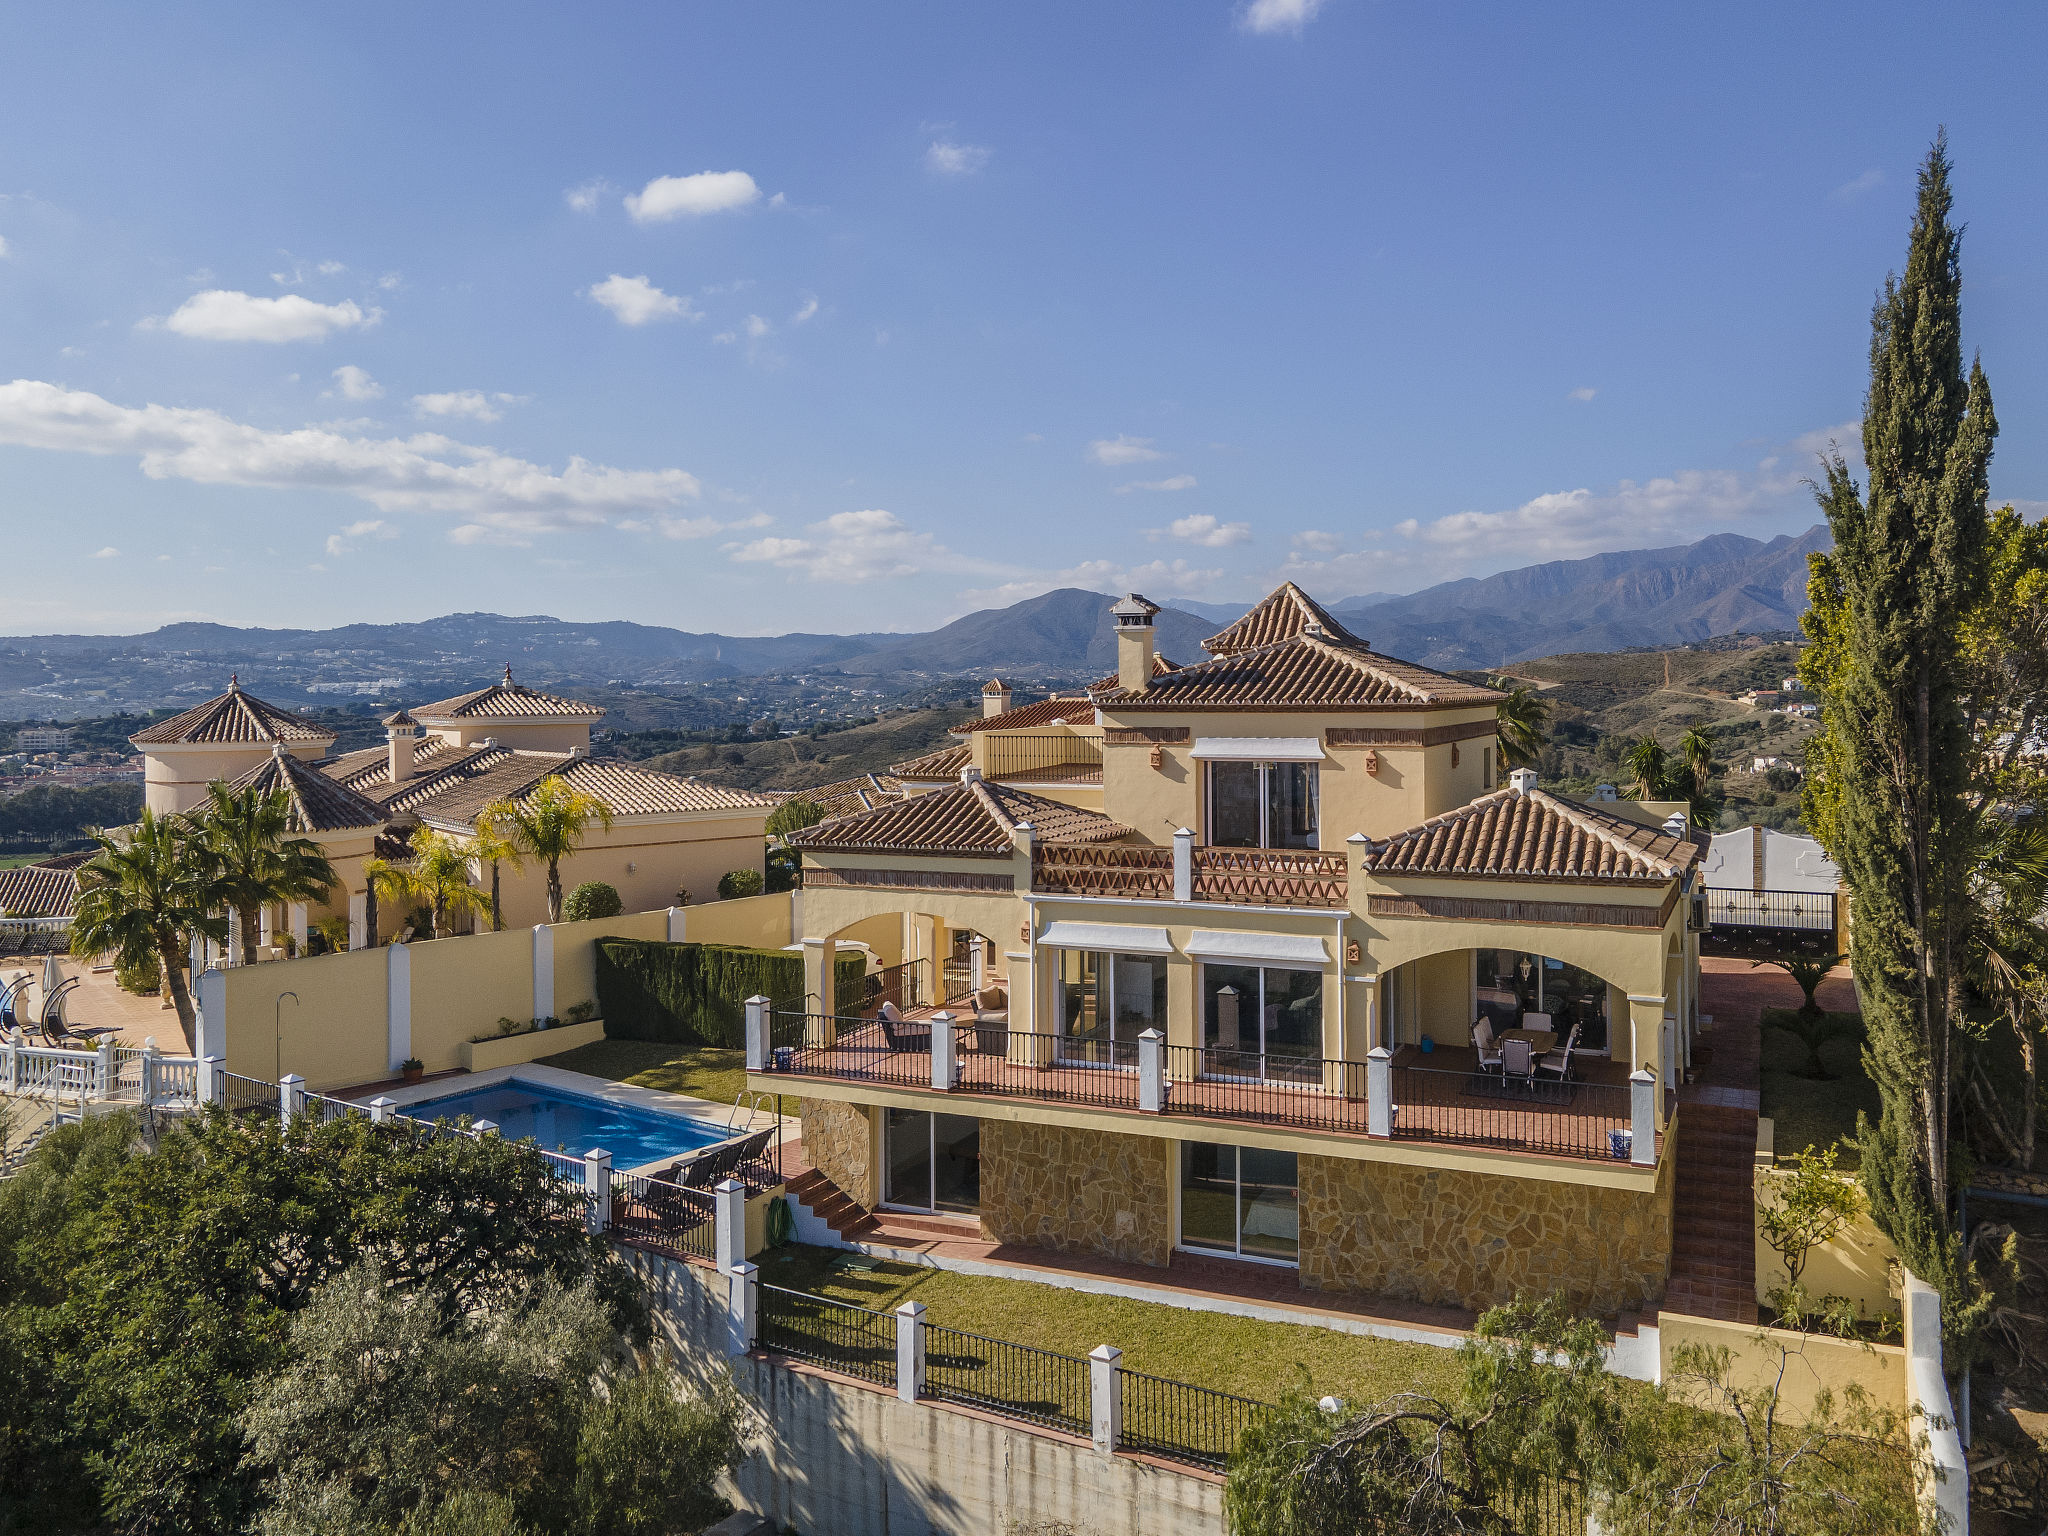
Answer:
[
  {"left": 1345, "top": 939, "right": 1362, "bottom": 965},
  {"left": 1148, "top": 745, "right": 1165, "bottom": 770},
  {"left": 1364, "top": 749, "right": 1380, "bottom": 777}
]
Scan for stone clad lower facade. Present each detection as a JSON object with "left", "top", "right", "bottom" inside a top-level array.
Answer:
[
  {"left": 800, "top": 1098, "right": 877, "bottom": 1211},
  {"left": 978, "top": 1121, "right": 1173, "bottom": 1268}
]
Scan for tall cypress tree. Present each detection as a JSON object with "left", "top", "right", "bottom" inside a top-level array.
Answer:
[{"left": 1800, "top": 132, "right": 1997, "bottom": 1319}]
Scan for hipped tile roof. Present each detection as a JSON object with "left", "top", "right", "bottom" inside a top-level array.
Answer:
[
  {"left": 775, "top": 774, "right": 905, "bottom": 819},
  {"left": 227, "top": 748, "right": 386, "bottom": 832},
  {"left": 0, "top": 861, "right": 79, "bottom": 918},
  {"left": 954, "top": 695, "right": 1100, "bottom": 733},
  {"left": 1092, "top": 631, "right": 1502, "bottom": 712},
  {"left": 1200, "top": 583, "right": 1364, "bottom": 658},
  {"left": 130, "top": 681, "right": 335, "bottom": 746},
  {"left": 792, "top": 777, "right": 1128, "bottom": 859},
  {"left": 890, "top": 744, "right": 972, "bottom": 779},
  {"left": 324, "top": 744, "right": 770, "bottom": 830},
  {"left": 412, "top": 668, "right": 605, "bottom": 722},
  {"left": 1085, "top": 653, "right": 1182, "bottom": 692},
  {"left": 1365, "top": 786, "right": 1700, "bottom": 884}
]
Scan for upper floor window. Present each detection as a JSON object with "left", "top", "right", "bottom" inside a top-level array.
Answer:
[{"left": 1207, "top": 761, "right": 1318, "bottom": 849}]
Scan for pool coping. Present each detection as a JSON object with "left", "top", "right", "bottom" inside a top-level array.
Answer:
[{"left": 374, "top": 1064, "right": 775, "bottom": 1177}]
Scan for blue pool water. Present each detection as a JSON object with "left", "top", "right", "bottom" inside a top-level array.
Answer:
[{"left": 401, "top": 1079, "right": 728, "bottom": 1167}]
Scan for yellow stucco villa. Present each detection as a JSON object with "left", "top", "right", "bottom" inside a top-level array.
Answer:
[{"left": 761, "top": 585, "right": 1704, "bottom": 1316}]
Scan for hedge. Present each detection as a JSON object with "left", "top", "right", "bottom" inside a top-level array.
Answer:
[{"left": 595, "top": 939, "right": 868, "bottom": 1047}]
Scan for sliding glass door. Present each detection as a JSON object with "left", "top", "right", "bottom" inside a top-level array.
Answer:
[
  {"left": 1179, "top": 1141, "right": 1299, "bottom": 1264},
  {"left": 1207, "top": 761, "right": 1318, "bottom": 849},
  {"left": 884, "top": 1108, "right": 980, "bottom": 1214},
  {"left": 1055, "top": 948, "right": 1165, "bottom": 1067},
  {"left": 1200, "top": 963, "right": 1322, "bottom": 1083},
  {"left": 1475, "top": 948, "right": 1611, "bottom": 1052}
]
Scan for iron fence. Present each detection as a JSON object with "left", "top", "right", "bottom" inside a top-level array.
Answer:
[
  {"left": 220, "top": 1071, "right": 279, "bottom": 1119},
  {"left": 758, "top": 1284, "right": 897, "bottom": 1387},
  {"left": 1161, "top": 1046, "right": 1363, "bottom": 1132},
  {"left": 1117, "top": 1368, "right": 1265, "bottom": 1470},
  {"left": 1389, "top": 1067, "right": 1630, "bottom": 1160},
  {"left": 923, "top": 1324, "right": 1092, "bottom": 1437},
  {"left": 609, "top": 1170, "right": 717, "bottom": 1263},
  {"left": 1704, "top": 886, "right": 1836, "bottom": 934}
]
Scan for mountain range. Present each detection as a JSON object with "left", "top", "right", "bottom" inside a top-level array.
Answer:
[{"left": 0, "top": 526, "right": 1826, "bottom": 720}]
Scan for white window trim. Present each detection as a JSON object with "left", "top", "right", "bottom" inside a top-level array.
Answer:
[
  {"left": 1173, "top": 1139, "right": 1300, "bottom": 1269},
  {"left": 1203, "top": 759, "right": 1320, "bottom": 850}
]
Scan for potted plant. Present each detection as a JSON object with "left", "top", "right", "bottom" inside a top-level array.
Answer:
[{"left": 399, "top": 1057, "right": 424, "bottom": 1084}]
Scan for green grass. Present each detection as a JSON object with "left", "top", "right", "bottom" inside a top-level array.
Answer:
[
  {"left": 534, "top": 1037, "right": 801, "bottom": 1119},
  {"left": 755, "top": 1241, "right": 1462, "bottom": 1407},
  {"left": 1758, "top": 1007, "right": 1876, "bottom": 1166},
  {"left": 0, "top": 853, "right": 49, "bottom": 870}
]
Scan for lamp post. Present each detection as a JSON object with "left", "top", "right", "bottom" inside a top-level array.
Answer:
[{"left": 273, "top": 991, "right": 299, "bottom": 1086}]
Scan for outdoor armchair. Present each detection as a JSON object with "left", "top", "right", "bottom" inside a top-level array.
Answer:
[
  {"left": 1501, "top": 1037, "right": 1536, "bottom": 1091},
  {"left": 1536, "top": 1022, "right": 1581, "bottom": 1083},
  {"left": 1472, "top": 1017, "right": 1503, "bottom": 1075}
]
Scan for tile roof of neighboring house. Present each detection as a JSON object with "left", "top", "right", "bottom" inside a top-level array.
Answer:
[
  {"left": 550, "top": 757, "right": 773, "bottom": 818},
  {"left": 1091, "top": 630, "right": 1504, "bottom": 712},
  {"left": 227, "top": 747, "right": 386, "bottom": 832},
  {"left": 1365, "top": 786, "right": 1701, "bottom": 883},
  {"left": 775, "top": 774, "right": 906, "bottom": 819},
  {"left": 791, "top": 776, "right": 1129, "bottom": 859},
  {"left": 890, "top": 743, "right": 973, "bottom": 780},
  {"left": 0, "top": 860, "right": 79, "bottom": 918},
  {"left": 1200, "top": 583, "right": 1364, "bottom": 658},
  {"left": 954, "top": 695, "right": 1100, "bottom": 734},
  {"left": 130, "top": 680, "right": 336, "bottom": 746},
  {"left": 411, "top": 667, "right": 606, "bottom": 722},
  {"left": 331, "top": 746, "right": 772, "bottom": 829},
  {"left": 1086, "top": 653, "right": 1181, "bottom": 692},
  {"left": 326, "top": 738, "right": 495, "bottom": 808}
]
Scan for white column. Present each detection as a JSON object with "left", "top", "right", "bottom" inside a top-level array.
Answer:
[
  {"left": 930, "top": 1009, "right": 958, "bottom": 1090},
  {"left": 279, "top": 1073, "right": 305, "bottom": 1121},
  {"left": 714, "top": 1177, "right": 747, "bottom": 1273},
  {"left": 2, "top": 1029, "right": 16, "bottom": 1094},
  {"left": 288, "top": 902, "right": 308, "bottom": 953},
  {"left": 369, "top": 1095, "right": 394, "bottom": 1124},
  {"left": 348, "top": 890, "right": 368, "bottom": 952},
  {"left": 1172, "top": 827, "right": 1194, "bottom": 904},
  {"left": 1629, "top": 1069, "right": 1656, "bottom": 1166},
  {"left": 1904, "top": 1272, "right": 1969, "bottom": 1533},
  {"left": 190, "top": 934, "right": 206, "bottom": 989},
  {"left": 532, "top": 924, "right": 555, "bottom": 1023},
  {"left": 583, "top": 1149, "right": 613, "bottom": 1234},
  {"left": 1367, "top": 1046, "right": 1393, "bottom": 1138},
  {"left": 1089, "top": 1344, "right": 1123, "bottom": 1455},
  {"left": 896, "top": 1300, "right": 927, "bottom": 1403},
  {"left": 667, "top": 905, "right": 688, "bottom": 943},
  {"left": 140, "top": 1040, "right": 161, "bottom": 1106},
  {"left": 745, "top": 995, "right": 770, "bottom": 1072},
  {"left": 473, "top": 1119, "right": 499, "bottom": 1137},
  {"left": 1137, "top": 1028, "right": 1166, "bottom": 1113},
  {"left": 258, "top": 904, "right": 275, "bottom": 952},
  {"left": 727, "top": 1261, "right": 759, "bottom": 1358},
  {"left": 386, "top": 943, "right": 412, "bottom": 1071},
  {"left": 95, "top": 1040, "right": 113, "bottom": 1099}
]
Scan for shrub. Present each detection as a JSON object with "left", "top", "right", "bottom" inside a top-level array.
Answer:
[
  {"left": 764, "top": 797, "right": 826, "bottom": 841},
  {"left": 596, "top": 939, "right": 863, "bottom": 1046},
  {"left": 716, "top": 868, "right": 764, "bottom": 900},
  {"left": 114, "top": 949, "right": 161, "bottom": 996},
  {"left": 562, "top": 881, "right": 623, "bottom": 922}
]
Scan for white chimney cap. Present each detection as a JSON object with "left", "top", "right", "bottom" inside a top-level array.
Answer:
[
  {"left": 1590, "top": 783, "right": 1617, "bottom": 802},
  {"left": 1508, "top": 767, "right": 1538, "bottom": 796},
  {"left": 959, "top": 765, "right": 983, "bottom": 784},
  {"left": 1662, "top": 811, "right": 1689, "bottom": 837}
]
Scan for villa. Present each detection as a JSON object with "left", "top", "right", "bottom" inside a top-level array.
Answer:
[
  {"left": 125, "top": 671, "right": 773, "bottom": 953},
  {"left": 762, "top": 584, "right": 1705, "bottom": 1317}
]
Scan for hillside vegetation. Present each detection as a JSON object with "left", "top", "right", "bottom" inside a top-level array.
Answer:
[{"left": 630, "top": 708, "right": 974, "bottom": 795}]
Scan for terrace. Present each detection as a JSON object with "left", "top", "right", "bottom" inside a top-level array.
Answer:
[{"left": 1030, "top": 841, "right": 1349, "bottom": 908}]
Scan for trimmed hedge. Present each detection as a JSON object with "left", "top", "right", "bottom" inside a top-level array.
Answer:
[
  {"left": 563, "top": 880, "right": 623, "bottom": 922},
  {"left": 596, "top": 939, "right": 867, "bottom": 1047}
]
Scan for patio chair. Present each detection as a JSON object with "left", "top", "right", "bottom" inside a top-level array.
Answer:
[
  {"left": 681, "top": 1141, "right": 741, "bottom": 1189},
  {"left": 729, "top": 1127, "right": 777, "bottom": 1182},
  {"left": 877, "top": 1001, "right": 930, "bottom": 1053},
  {"left": 1520, "top": 1011, "right": 1553, "bottom": 1035},
  {"left": 1472, "top": 1018, "right": 1502, "bottom": 1076},
  {"left": 1536, "top": 1022, "right": 1581, "bottom": 1084},
  {"left": 1500, "top": 1037, "right": 1536, "bottom": 1092}
]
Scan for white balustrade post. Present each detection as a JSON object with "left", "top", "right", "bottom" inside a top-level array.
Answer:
[
  {"left": 1629, "top": 1069, "right": 1656, "bottom": 1165},
  {"left": 4, "top": 1027, "right": 18, "bottom": 1094},
  {"left": 278, "top": 1073, "right": 305, "bottom": 1122},
  {"left": 95, "top": 1039, "right": 113, "bottom": 1099},
  {"left": 1366, "top": 1045, "right": 1393, "bottom": 1138},
  {"left": 896, "top": 1300, "right": 927, "bottom": 1403},
  {"left": 473, "top": 1119, "right": 500, "bottom": 1137},
  {"left": 1089, "top": 1344, "right": 1123, "bottom": 1455},
  {"left": 745, "top": 995, "right": 770, "bottom": 1073},
  {"left": 1137, "top": 1028, "right": 1166, "bottom": 1113},
  {"left": 584, "top": 1149, "right": 613, "bottom": 1234},
  {"left": 369, "top": 1095, "right": 395, "bottom": 1124},
  {"left": 930, "top": 1009, "right": 958, "bottom": 1090},
  {"left": 714, "top": 1177, "right": 747, "bottom": 1273},
  {"left": 199, "top": 1054, "right": 225, "bottom": 1106},
  {"left": 141, "top": 1039, "right": 161, "bottom": 1107},
  {"left": 727, "top": 1261, "right": 759, "bottom": 1357},
  {"left": 1172, "top": 827, "right": 1194, "bottom": 903}
]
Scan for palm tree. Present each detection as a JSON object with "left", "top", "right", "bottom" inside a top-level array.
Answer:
[
  {"left": 1622, "top": 735, "right": 1670, "bottom": 801},
  {"left": 477, "top": 776, "right": 614, "bottom": 924},
  {"left": 464, "top": 817, "right": 525, "bottom": 932},
  {"left": 1489, "top": 679, "right": 1551, "bottom": 771},
  {"left": 195, "top": 782, "right": 338, "bottom": 962},
  {"left": 364, "top": 828, "right": 490, "bottom": 940},
  {"left": 69, "top": 812, "right": 228, "bottom": 1040},
  {"left": 1678, "top": 725, "right": 1715, "bottom": 786}
]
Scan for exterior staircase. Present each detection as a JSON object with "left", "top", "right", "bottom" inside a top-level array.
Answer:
[
  {"left": 782, "top": 1167, "right": 982, "bottom": 1251},
  {"left": 1663, "top": 1100, "right": 1760, "bottom": 1324}
]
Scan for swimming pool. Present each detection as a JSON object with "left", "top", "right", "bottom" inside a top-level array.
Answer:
[{"left": 400, "top": 1078, "right": 729, "bottom": 1168}]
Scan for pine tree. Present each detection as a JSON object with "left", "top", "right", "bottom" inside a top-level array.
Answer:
[{"left": 1799, "top": 132, "right": 1997, "bottom": 1330}]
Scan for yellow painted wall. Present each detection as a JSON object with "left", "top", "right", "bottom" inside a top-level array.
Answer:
[
  {"left": 552, "top": 909, "right": 669, "bottom": 1019},
  {"left": 1754, "top": 1163, "right": 1900, "bottom": 1319},
  {"left": 1415, "top": 948, "right": 1472, "bottom": 1044},
  {"left": 224, "top": 947, "right": 390, "bottom": 1091},
  {"left": 142, "top": 741, "right": 330, "bottom": 815},
  {"left": 410, "top": 926, "right": 536, "bottom": 1071},
  {"left": 420, "top": 719, "right": 592, "bottom": 752},
  {"left": 685, "top": 890, "right": 800, "bottom": 951},
  {"left": 482, "top": 814, "right": 768, "bottom": 928},
  {"left": 1659, "top": 1314, "right": 1907, "bottom": 1423}
]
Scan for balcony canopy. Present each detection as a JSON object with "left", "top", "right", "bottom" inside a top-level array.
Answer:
[
  {"left": 1189, "top": 736, "right": 1324, "bottom": 761},
  {"left": 1038, "top": 920, "right": 1174, "bottom": 956}
]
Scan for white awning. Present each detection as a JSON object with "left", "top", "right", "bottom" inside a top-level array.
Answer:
[
  {"left": 1037, "top": 920, "right": 1174, "bottom": 956},
  {"left": 1189, "top": 736, "right": 1325, "bottom": 761},
  {"left": 1185, "top": 929, "right": 1329, "bottom": 966}
]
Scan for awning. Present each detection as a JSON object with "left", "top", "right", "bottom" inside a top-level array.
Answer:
[
  {"left": 1189, "top": 736, "right": 1325, "bottom": 761},
  {"left": 1185, "top": 930, "right": 1330, "bottom": 966},
  {"left": 1037, "top": 920, "right": 1174, "bottom": 956}
]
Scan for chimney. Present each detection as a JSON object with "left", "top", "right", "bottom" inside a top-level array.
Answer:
[
  {"left": 382, "top": 709, "right": 417, "bottom": 785},
  {"left": 1112, "top": 594, "right": 1159, "bottom": 693},
  {"left": 981, "top": 677, "right": 1012, "bottom": 719},
  {"left": 1508, "top": 767, "right": 1538, "bottom": 796},
  {"left": 959, "top": 765, "right": 983, "bottom": 784}
]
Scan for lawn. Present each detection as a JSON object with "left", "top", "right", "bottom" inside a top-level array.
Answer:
[
  {"left": 536, "top": 1036, "right": 802, "bottom": 1119},
  {"left": 0, "top": 853, "right": 49, "bottom": 870},
  {"left": 754, "top": 1240, "right": 1464, "bottom": 1408},
  {"left": 1758, "top": 1007, "right": 1876, "bottom": 1165}
]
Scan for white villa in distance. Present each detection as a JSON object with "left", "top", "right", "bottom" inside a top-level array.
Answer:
[{"left": 128, "top": 671, "right": 773, "bottom": 954}]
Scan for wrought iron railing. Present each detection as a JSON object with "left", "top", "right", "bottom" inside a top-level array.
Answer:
[
  {"left": 923, "top": 1323, "right": 1093, "bottom": 1437},
  {"left": 1389, "top": 1067, "right": 1632, "bottom": 1160},
  {"left": 1160, "top": 1045, "right": 1361, "bottom": 1131},
  {"left": 1118, "top": 1368, "right": 1265, "bottom": 1469},
  {"left": 1704, "top": 887, "right": 1836, "bottom": 934},
  {"left": 220, "top": 1071, "right": 280, "bottom": 1119},
  {"left": 609, "top": 1171, "right": 717, "bottom": 1263},
  {"left": 758, "top": 1284, "right": 897, "bottom": 1387}
]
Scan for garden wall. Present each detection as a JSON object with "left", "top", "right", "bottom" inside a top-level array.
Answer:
[
  {"left": 1658, "top": 1312, "right": 1906, "bottom": 1425},
  {"left": 1752, "top": 1146, "right": 1900, "bottom": 1319}
]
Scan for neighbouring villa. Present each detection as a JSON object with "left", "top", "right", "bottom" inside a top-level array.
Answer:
[
  {"left": 763, "top": 583, "right": 1706, "bottom": 1316},
  {"left": 122, "top": 670, "right": 773, "bottom": 952}
]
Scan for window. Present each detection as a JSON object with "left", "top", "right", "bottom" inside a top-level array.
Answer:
[
  {"left": 1475, "top": 948, "right": 1610, "bottom": 1053},
  {"left": 1055, "top": 949, "right": 1166, "bottom": 1067},
  {"left": 885, "top": 1109, "right": 980, "bottom": 1213},
  {"left": 1179, "top": 1141, "right": 1298, "bottom": 1264},
  {"left": 1200, "top": 963, "right": 1322, "bottom": 1083},
  {"left": 1482, "top": 746, "right": 1494, "bottom": 790},
  {"left": 1207, "top": 761, "right": 1318, "bottom": 849}
]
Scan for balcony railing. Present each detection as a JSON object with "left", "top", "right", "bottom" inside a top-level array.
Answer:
[
  {"left": 981, "top": 732, "right": 1104, "bottom": 781},
  {"left": 1030, "top": 842, "right": 1348, "bottom": 907},
  {"left": 1704, "top": 887, "right": 1836, "bottom": 934}
]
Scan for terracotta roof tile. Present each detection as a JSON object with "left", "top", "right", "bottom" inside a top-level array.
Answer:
[
  {"left": 1085, "top": 653, "right": 1181, "bottom": 692},
  {"left": 552, "top": 758, "right": 773, "bottom": 817},
  {"left": 955, "top": 695, "right": 1100, "bottom": 733},
  {"left": 326, "top": 738, "right": 495, "bottom": 808},
  {"left": 0, "top": 861, "right": 79, "bottom": 918},
  {"left": 890, "top": 743, "right": 972, "bottom": 779},
  {"left": 412, "top": 668, "right": 605, "bottom": 722},
  {"left": 343, "top": 747, "right": 771, "bottom": 829},
  {"left": 130, "top": 682, "right": 334, "bottom": 746},
  {"left": 226, "top": 748, "right": 386, "bottom": 832},
  {"left": 1366, "top": 786, "right": 1699, "bottom": 883},
  {"left": 792, "top": 777, "right": 1128, "bottom": 859},
  {"left": 1200, "top": 583, "right": 1364, "bottom": 657},
  {"left": 773, "top": 774, "right": 905, "bottom": 819},
  {"left": 1093, "top": 632, "right": 1503, "bottom": 712}
]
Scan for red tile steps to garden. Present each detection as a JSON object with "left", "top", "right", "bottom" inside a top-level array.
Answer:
[{"left": 781, "top": 1167, "right": 973, "bottom": 1247}]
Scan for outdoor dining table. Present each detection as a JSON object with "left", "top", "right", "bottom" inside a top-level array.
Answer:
[{"left": 1498, "top": 1028, "right": 1558, "bottom": 1057}]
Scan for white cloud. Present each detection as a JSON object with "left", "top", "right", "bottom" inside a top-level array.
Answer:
[
  {"left": 0, "top": 379, "right": 702, "bottom": 544},
  {"left": 1568, "top": 386, "right": 1597, "bottom": 402},
  {"left": 410, "top": 390, "right": 527, "bottom": 423},
  {"left": 790, "top": 295, "right": 819, "bottom": 325},
  {"left": 1118, "top": 475, "right": 1199, "bottom": 495},
  {"left": 155, "top": 290, "right": 380, "bottom": 343},
  {"left": 744, "top": 314, "right": 770, "bottom": 339},
  {"left": 564, "top": 179, "right": 609, "bottom": 213},
  {"left": 330, "top": 365, "right": 382, "bottom": 401},
  {"left": 316, "top": 260, "right": 346, "bottom": 276},
  {"left": 586, "top": 274, "right": 696, "bottom": 326},
  {"left": 91, "top": 546, "right": 119, "bottom": 559},
  {"left": 926, "top": 140, "right": 991, "bottom": 176},
  {"left": 1163, "top": 513, "right": 1249, "bottom": 547},
  {"left": 1830, "top": 168, "right": 1883, "bottom": 203},
  {"left": 625, "top": 170, "right": 761, "bottom": 223},
  {"left": 1240, "top": 0, "right": 1327, "bottom": 34},
  {"left": 1089, "top": 435, "right": 1164, "bottom": 466},
  {"left": 323, "top": 518, "right": 398, "bottom": 557},
  {"left": 726, "top": 508, "right": 998, "bottom": 584},
  {"left": 1293, "top": 530, "right": 1342, "bottom": 553}
]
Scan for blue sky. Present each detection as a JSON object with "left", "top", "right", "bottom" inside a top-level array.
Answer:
[{"left": 1, "top": 2, "right": 2044, "bottom": 636}]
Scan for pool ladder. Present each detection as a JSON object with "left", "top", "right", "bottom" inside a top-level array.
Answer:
[{"left": 728, "top": 1089, "right": 777, "bottom": 1129}]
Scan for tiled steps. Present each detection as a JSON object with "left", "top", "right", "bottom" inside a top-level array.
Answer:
[
  {"left": 783, "top": 1168, "right": 979, "bottom": 1249},
  {"left": 1664, "top": 1106, "right": 1759, "bottom": 1324}
]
